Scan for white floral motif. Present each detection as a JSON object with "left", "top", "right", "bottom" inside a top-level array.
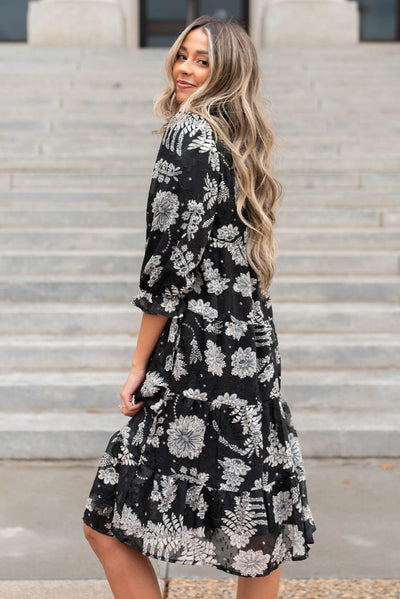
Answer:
[
  {"left": 225, "top": 316, "right": 248, "bottom": 340},
  {"left": 170, "top": 244, "right": 196, "bottom": 279},
  {"left": 231, "top": 347, "right": 257, "bottom": 378},
  {"left": 181, "top": 200, "right": 205, "bottom": 240},
  {"left": 265, "top": 423, "right": 292, "bottom": 470},
  {"left": 201, "top": 258, "right": 230, "bottom": 296},
  {"left": 233, "top": 273, "right": 257, "bottom": 297},
  {"left": 140, "top": 371, "right": 167, "bottom": 397},
  {"left": 172, "top": 351, "right": 188, "bottom": 380},
  {"left": 203, "top": 174, "right": 219, "bottom": 208},
  {"left": 185, "top": 485, "right": 208, "bottom": 518},
  {"left": 204, "top": 340, "right": 226, "bottom": 376},
  {"left": 98, "top": 467, "right": 119, "bottom": 485},
  {"left": 152, "top": 158, "right": 182, "bottom": 183},
  {"left": 232, "top": 549, "right": 271, "bottom": 576},
  {"left": 273, "top": 491, "right": 293, "bottom": 525},
  {"left": 219, "top": 457, "right": 251, "bottom": 492},
  {"left": 167, "top": 415, "right": 206, "bottom": 459},
  {"left": 188, "top": 298, "right": 218, "bottom": 322},
  {"left": 217, "top": 224, "right": 239, "bottom": 241},
  {"left": 183, "top": 388, "right": 208, "bottom": 401},
  {"left": 151, "top": 190, "right": 179, "bottom": 232},
  {"left": 150, "top": 476, "right": 178, "bottom": 513},
  {"left": 271, "top": 533, "right": 290, "bottom": 565},
  {"left": 287, "top": 432, "right": 306, "bottom": 481},
  {"left": 143, "top": 255, "right": 163, "bottom": 287},
  {"left": 221, "top": 494, "right": 268, "bottom": 548},
  {"left": 285, "top": 525, "right": 306, "bottom": 557}
]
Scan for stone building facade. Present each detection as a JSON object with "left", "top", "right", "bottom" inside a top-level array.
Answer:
[{"left": 1, "top": 0, "right": 400, "bottom": 47}]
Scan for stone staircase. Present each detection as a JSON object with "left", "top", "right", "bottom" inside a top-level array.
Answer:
[{"left": 0, "top": 43, "right": 399, "bottom": 458}]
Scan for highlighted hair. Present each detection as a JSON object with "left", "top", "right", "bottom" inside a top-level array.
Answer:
[{"left": 155, "top": 16, "right": 283, "bottom": 296}]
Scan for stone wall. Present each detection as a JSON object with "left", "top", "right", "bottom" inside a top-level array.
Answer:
[{"left": 28, "top": 0, "right": 359, "bottom": 48}]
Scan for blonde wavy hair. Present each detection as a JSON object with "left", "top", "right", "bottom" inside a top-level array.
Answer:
[{"left": 154, "top": 16, "right": 282, "bottom": 296}]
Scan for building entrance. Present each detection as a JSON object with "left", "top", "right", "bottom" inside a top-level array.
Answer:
[
  {"left": 139, "top": 0, "right": 249, "bottom": 47},
  {"left": 358, "top": 0, "right": 400, "bottom": 41},
  {"left": 0, "top": 0, "right": 39, "bottom": 41}
]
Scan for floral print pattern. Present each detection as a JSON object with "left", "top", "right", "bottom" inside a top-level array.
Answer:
[{"left": 83, "top": 112, "right": 316, "bottom": 577}]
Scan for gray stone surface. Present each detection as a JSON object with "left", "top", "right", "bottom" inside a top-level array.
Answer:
[
  {"left": 262, "top": 0, "right": 359, "bottom": 48},
  {"left": 0, "top": 580, "right": 115, "bottom": 599},
  {"left": 28, "top": 1, "right": 127, "bottom": 48},
  {"left": 0, "top": 458, "right": 398, "bottom": 581},
  {"left": 0, "top": 44, "right": 399, "bottom": 459},
  {"left": 276, "top": 251, "right": 399, "bottom": 276},
  {"left": 0, "top": 409, "right": 399, "bottom": 459},
  {"left": 0, "top": 368, "right": 399, "bottom": 413}
]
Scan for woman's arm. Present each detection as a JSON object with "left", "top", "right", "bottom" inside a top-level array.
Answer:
[
  {"left": 119, "top": 312, "right": 170, "bottom": 417},
  {"left": 132, "top": 312, "right": 170, "bottom": 370}
]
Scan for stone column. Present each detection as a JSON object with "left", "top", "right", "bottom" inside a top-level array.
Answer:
[
  {"left": 250, "top": 0, "right": 360, "bottom": 47},
  {"left": 27, "top": 0, "right": 140, "bottom": 48}
]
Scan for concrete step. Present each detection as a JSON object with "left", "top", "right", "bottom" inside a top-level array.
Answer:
[
  {"left": 2, "top": 157, "right": 400, "bottom": 173},
  {"left": 1, "top": 369, "right": 398, "bottom": 412},
  {"left": 0, "top": 251, "right": 145, "bottom": 275},
  {"left": 0, "top": 211, "right": 146, "bottom": 229},
  {"left": 0, "top": 303, "right": 139, "bottom": 335},
  {"left": 0, "top": 228, "right": 146, "bottom": 250},
  {"left": 0, "top": 334, "right": 136, "bottom": 372},
  {"left": 1, "top": 189, "right": 399, "bottom": 210},
  {"left": 0, "top": 156, "right": 154, "bottom": 171},
  {"left": 0, "top": 302, "right": 398, "bottom": 335},
  {"left": 281, "top": 190, "right": 400, "bottom": 209},
  {"left": 0, "top": 227, "right": 398, "bottom": 251},
  {"left": 276, "top": 228, "right": 400, "bottom": 250},
  {"left": 271, "top": 275, "right": 400, "bottom": 302},
  {"left": 0, "top": 333, "right": 398, "bottom": 372},
  {"left": 0, "top": 408, "right": 398, "bottom": 458},
  {"left": 279, "top": 333, "right": 400, "bottom": 370},
  {"left": 2, "top": 171, "right": 400, "bottom": 192},
  {"left": 282, "top": 369, "right": 400, "bottom": 411},
  {"left": 0, "top": 191, "right": 148, "bottom": 209},
  {"left": 0, "top": 274, "right": 398, "bottom": 303},
  {"left": 274, "top": 302, "right": 400, "bottom": 333},
  {"left": 1, "top": 249, "right": 398, "bottom": 276},
  {"left": 2, "top": 207, "right": 399, "bottom": 230},
  {"left": 2, "top": 173, "right": 152, "bottom": 191},
  {"left": 275, "top": 251, "right": 400, "bottom": 275}
]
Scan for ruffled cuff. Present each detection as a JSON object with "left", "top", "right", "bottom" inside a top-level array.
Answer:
[{"left": 131, "top": 288, "right": 186, "bottom": 318}]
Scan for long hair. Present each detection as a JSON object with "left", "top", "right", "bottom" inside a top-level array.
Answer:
[{"left": 154, "top": 16, "right": 283, "bottom": 296}]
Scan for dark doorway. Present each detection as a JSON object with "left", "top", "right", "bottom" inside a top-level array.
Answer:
[
  {"left": 358, "top": 0, "right": 400, "bottom": 41},
  {"left": 140, "top": 0, "right": 249, "bottom": 47},
  {"left": 0, "top": 0, "right": 39, "bottom": 41}
]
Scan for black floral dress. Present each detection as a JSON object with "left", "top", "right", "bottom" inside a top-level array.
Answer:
[{"left": 83, "top": 111, "right": 316, "bottom": 577}]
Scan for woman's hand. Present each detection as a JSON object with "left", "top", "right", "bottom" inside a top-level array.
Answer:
[{"left": 119, "top": 367, "right": 146, "bottom": 417}]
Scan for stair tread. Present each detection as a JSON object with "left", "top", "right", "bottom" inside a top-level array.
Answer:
[
  {"left": 0, "top": 369, "right": 398, "bottom": 385},
  {"left": 0, "top": 409, "right": 398, "bottom": 432}
]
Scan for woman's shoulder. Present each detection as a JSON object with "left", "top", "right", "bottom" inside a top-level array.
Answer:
[
  {"left": 167, "top": 111, "right": 214, "bottom": 136},
  {"left": 162, "top": 111, "right": 217, "bottom": 156},
  {"left": 162, "top": 112, "right": 219, "bottom": 170}
]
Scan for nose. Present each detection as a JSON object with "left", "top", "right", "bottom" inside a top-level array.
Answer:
[{"left": 176, "top": 58, "right": 193, "bottom": 76}]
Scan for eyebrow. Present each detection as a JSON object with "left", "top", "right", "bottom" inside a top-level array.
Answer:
[{"left": 179, "top": 45, "right": 209, "bottom": 55}]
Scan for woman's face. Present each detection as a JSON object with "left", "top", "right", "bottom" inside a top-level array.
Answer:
[{"left": 172, "top": 27, "right": 210, "bottom": 104}]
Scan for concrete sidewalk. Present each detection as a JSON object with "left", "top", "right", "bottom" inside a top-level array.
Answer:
[
  {"left": 0, "top": 457, "right": 398, "bottom": 584},
  {"left": 1, "top": 578, "right": 400, "bottom": 599}
]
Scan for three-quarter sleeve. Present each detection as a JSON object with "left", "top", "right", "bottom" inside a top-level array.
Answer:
[{"left": 132, "top": 112, "right": 222, "bottom": 318}]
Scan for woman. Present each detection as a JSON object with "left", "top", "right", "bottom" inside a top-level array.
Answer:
[{"left": 83, "top": 16, "right": 316, "bottom": 599}]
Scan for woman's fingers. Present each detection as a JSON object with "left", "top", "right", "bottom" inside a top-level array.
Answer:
[
  {"left": 119, "top": 367, "right": 147, "bottom": 417},
  {"left": 120, "top": 399, "right": 145, "bottom": 417}
]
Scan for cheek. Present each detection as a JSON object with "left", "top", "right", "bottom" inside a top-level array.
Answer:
[{"left": 199, "top": 69, "right": 210, "bottom": 86}]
